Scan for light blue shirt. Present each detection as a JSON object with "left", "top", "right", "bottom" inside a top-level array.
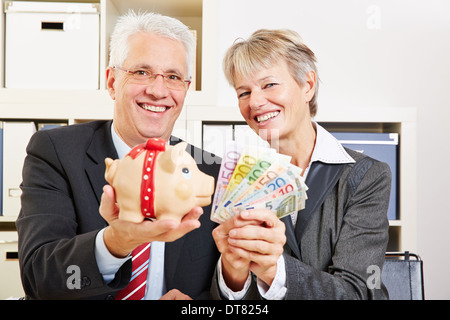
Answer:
[{"left": 94, "top": 123, "right": 166, "bottom": 300}]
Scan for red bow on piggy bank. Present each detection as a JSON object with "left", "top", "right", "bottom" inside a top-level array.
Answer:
[{"left": 105, "top": 138, "right": 215, "bottom": 223}]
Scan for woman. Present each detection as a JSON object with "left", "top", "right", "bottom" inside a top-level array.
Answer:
[{"left": 211, "top": 29, "right": 391, "bottom": 299}]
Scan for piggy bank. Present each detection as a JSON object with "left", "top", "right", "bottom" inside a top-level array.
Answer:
[{"left": 105, "top": 138, "right": 214, "bottom": 223}]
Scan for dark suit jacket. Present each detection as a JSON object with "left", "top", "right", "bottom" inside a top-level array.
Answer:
[{"left": 16, "top": 120, "right": 221, "bottom": 300}]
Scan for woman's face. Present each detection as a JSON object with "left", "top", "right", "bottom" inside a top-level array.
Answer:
[{"left": 234, "top": 60, "right": 314, "bottom": 144}]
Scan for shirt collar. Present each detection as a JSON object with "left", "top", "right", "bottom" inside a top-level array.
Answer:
[
  {"left": 311, "top": 121, "right": 355, "bottom": 165},
  {"left": 110, "top": 122, "right": 172, "bottom": 159},
  {"left": 302, "top": 122, "right": 355, "bottom": 178},
  {"left": 111, "top": 122, "right": 131, "bottom": 159}
]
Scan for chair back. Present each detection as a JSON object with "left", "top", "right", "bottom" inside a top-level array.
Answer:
[{"left": 381, "top": 251, "right": 424, "bottom": 300}]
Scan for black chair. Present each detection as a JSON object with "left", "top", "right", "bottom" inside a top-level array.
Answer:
[{"left": 381, "top": 251, "right": 425, "bottom": 300}]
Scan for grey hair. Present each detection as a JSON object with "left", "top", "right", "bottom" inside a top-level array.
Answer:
[{"left": 109, "top": 10, "right": 195, "bottom": 79}]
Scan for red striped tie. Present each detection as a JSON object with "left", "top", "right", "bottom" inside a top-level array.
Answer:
[{"left": 115, "top": 243, "right": 151, "bottom": 300}]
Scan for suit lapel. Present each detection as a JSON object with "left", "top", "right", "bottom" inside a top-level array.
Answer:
[
  {"left": 295, "top": 162, "right": 346, "bottom": 247},
  {"left": 85, "top": 120, "right": 118, "bottom": 204},
  {"left": 281, "top": 215, "right": 301, "bottom": 259},
  {"left": 282, "top": 161, "right": 346, "bottom": 260}
]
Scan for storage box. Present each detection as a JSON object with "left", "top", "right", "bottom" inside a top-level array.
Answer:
[
  {"left": 4, "top": 1, "right": 100, "bottom": 89},
  {"left": 331, "top": 132, "right": 399, "bottom": 220},
  {"left": 0, "top": 232, "right": 24, "bottom": 299}
]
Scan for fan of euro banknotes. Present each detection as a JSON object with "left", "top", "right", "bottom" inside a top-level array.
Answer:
[{"left": 211, "top": 141, "right": 308, "bottom": 224}]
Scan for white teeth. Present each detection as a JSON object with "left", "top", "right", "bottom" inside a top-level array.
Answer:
[
  {"left": 140, "top": 104, "right": 167, "bottom": 112},
  {"left": 256, "top": 111, "right": 279, "bottom": 123}
]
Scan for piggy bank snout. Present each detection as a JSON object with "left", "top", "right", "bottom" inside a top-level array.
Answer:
[{"left": 196, "top": 174, "right": 214, "bottom": 207}]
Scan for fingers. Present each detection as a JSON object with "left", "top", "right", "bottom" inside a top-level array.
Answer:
[
  {"left": 230, "top": 209, "right": 286, "bottom": 243},
  {"left": 238, "top": 209, "right": 279, "bottom": 228},
  {"left": 124, "top": 207, "right": 203, "bottom": 243},
  {"left": 151, "top": 207, "right": 203, "bottom": 242},
  {"left": 99, "top": 185, "right": 119, "bottom": 222},
  {"left": 159, "top": 289, "right": 192, "bottom": 300},
  {"left": 228, "top": 228, "right": 282, "bottom": 255},
  {"left": 212, "top": 214, "right": 256, "bottom": 254},
  {"left": 179, "top": 206, "right": 203, "bottom": 229},
  {"left": 212, "top": 216, "right": 252, "bottom": 291},
  {"left": 224, "top": 209, "right": 286, "bottom": 285}
]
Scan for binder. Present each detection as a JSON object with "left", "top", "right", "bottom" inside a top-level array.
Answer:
[
  {"left": 37, "top": 122, "right": 67, "bottom": 131},
  {"left": 2, "top": 121, "right": 37, "bottom": 217},
  {"left": 331, "top": 132, "right": 399, "bottom": 220}
]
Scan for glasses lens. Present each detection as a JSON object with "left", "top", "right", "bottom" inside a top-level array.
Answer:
[
  {"left": 165, "top": 77, "right": 187, "bottom": 91},
  {"left": 122, "top": 67, "right": 188, "bottom": 90}
]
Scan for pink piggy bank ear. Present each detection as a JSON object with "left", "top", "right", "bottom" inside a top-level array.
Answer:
[{"left": 158, "top": 142, "right": 188, "bottom": 173}]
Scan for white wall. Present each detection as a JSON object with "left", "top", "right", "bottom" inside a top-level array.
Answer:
[{"left": 216, "top": 0, "right": 450, "bottom": 299}]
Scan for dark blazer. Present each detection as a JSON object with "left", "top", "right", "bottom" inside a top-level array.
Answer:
[
  {"left": 16, "top": 120, "right": 221, "bottom": 300},
  {"left": 212, "top": 149, "right": 390, "bottom": 300}
]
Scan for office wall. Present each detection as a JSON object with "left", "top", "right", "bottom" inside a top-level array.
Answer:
[{"left": 216, "top": 0, "right": 450, "bottom": 299}]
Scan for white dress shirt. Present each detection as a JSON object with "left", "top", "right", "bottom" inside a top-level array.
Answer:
[
  {"left": 94, "top": 123, "right": 166, "bottom": 300},
  {"left": 218, "top": 121, "right": 355, "bottom": 300}
]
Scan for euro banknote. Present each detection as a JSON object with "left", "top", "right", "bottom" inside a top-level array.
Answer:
[{"left": 211, "top": 142, "right": 308, "bottom": 223}]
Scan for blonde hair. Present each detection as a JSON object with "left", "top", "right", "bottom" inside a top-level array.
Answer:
[{"left": 223, "top": 29, "right": 319, "bottom": 117}]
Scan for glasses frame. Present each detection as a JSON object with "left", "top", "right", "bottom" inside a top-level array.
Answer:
[{"left": 112, "top": 65, "right": 191, "bottom": 91}]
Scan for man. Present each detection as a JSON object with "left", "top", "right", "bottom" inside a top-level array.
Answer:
[{"left": 16, "top": 11, "right": 220, "bottom": 300}]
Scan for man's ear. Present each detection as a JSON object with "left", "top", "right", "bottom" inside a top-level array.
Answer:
[{"left": 106, "top": 67, "right": 116, "bottom": 100}]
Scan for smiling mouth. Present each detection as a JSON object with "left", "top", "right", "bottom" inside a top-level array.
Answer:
[
  {"left": 139, "top": 103, "right": 168, "bottom": 113},
  {"left": 255, "top": 111, "right": 280, "bottom": 123}
]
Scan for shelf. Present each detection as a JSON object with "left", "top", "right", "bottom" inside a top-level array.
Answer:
[
  {"left": 0, "top": 217, "right": 16, "bottom": 231},
  {"left": 0, "top": 216, "right": 16, "bottom": 223},
  {"left": 0, "top": 88, "right": 113, "bottom": 120}
]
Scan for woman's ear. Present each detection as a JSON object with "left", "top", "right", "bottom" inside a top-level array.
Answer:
[
  {"left": 106, "top": 67, "right": 116, "bottom": 100},
  {"left": 304, "top": 70, "right": 317, "bottom": 103}
]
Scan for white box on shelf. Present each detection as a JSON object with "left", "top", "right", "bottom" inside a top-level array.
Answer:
[{"left": 4, "top": 1, "right": 100, "bottom": 89}]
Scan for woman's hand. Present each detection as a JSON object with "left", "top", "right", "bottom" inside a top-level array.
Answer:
[
  {"left": 212, "top": 214, "right": 256, "bottom": 291},
  {"left": 213, "top": 209, "right": 286, "bottom": 288},
  {"left": 232, "top": 209, "right": 286, "bottom": 286}
]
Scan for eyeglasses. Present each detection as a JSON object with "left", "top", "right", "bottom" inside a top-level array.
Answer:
[{"left": 113, "top": 65, "right": 191, "bottom": 91}]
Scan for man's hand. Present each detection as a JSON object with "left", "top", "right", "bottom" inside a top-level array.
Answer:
[
  {"left": 159, "top": 289, "right": 192, "bottom": 300},
  {"left": 100, "top": 185, "right": 203, "bottom": 258}
]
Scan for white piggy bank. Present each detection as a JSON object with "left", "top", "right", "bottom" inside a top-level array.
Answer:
[{"left": 105, "top": 138, "right": 214, "bottom": 223}]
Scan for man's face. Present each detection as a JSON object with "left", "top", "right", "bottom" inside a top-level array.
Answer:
[{"left": 107, "top": 32, "right": 189, "bottom": 147}]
